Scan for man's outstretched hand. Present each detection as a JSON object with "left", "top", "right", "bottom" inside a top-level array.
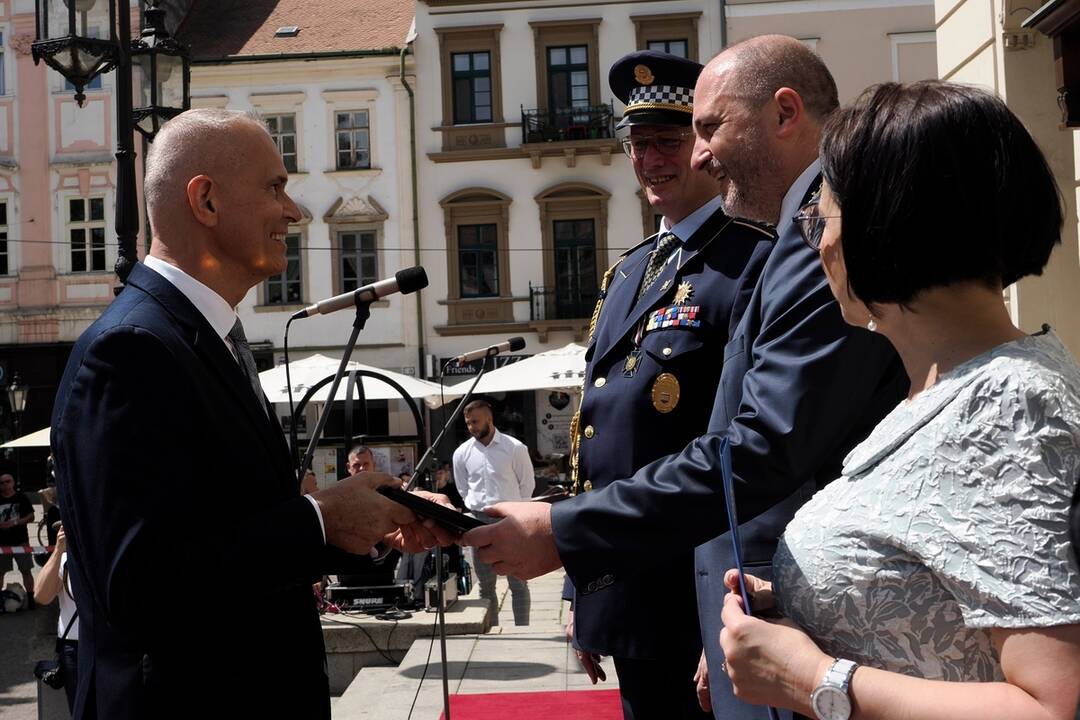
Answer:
[
  {"left": 311, "top": 472, "right": 415, "bottom": 554},
  {"left": 459, "top": 501, "right": 562, "bottom": 580},
  {"left": 384, "top": 490, "right": 460, "bottom": 552}
]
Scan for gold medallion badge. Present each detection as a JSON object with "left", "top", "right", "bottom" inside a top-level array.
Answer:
[
  {"left": 634, "top": 64, "right": 655, "bottom": 85},
  {"left": 651, "top": 372, "right": 681, "bottom": 413},
  {"left": 674, "top": 281, "right": 694, "bottom": 305}
]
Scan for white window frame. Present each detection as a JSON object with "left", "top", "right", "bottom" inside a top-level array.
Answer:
[
  {"left": 321, "top": 89, "right": 379, "bottom": 173},
  {"left": 889, "top": 31, "right": 937, "bottom": 82},
  {"left": 64, "top": 194, "right": 111, "bottom": 274},
  {"left": 250, "top": 91, "right": 306, "bottom": 173}
]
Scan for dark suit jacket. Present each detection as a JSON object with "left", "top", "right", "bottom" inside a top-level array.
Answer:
[
  {"left": 552, "top": 177, "right": 907, "bottom": 717},
  {"left": 570, "top": 206, "right": 774, "bottom": 659},
  {"left": 52, "top": 263, "right": 330, "bottom": 720}
]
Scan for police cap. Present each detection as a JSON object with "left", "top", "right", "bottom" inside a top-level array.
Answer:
[{"left": 609, "top": 50, "right": 702, "bottom": 130}]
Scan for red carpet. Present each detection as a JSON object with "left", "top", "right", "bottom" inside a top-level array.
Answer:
[{"left": 439, "top": 689, "right": 622, "bottom": 719}]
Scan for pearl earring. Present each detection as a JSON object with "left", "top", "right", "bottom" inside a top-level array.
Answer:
[{"left": 867, "top": 318, "right": 877, "bottom": 332}]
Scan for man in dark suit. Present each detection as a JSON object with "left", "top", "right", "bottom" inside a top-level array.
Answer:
[
  {"left": 463, "top": 34, "right": 907, "bottom": 720},
  {"left": 563, "top": 50, "right": 774, "bottom": 720},
  {"left": 51, "top": 109, "right": 447, "bottom": 720}
]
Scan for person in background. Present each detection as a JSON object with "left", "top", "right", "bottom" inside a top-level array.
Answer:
[
  {"left": 433, "top": 462, "right": 464, "bottom": 510},
  {"left": 719, "top": 80, "right": 1080, "bottom": 720},
  {"left": 454, "top": 399, "right": 533, "bottom": 625},
  {"left": 0, "top": 473, "right": 35, "bottom": 605},
  {"left": 34, "top": 523, "right": 79, "bottom": 712},
  {"left": 347, "top": 445, "right": 375, "bottom": 475}
]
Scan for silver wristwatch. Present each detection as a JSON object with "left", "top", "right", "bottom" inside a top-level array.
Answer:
[{"left": 810, "top": 658, "right": 858, "bottom": 720}]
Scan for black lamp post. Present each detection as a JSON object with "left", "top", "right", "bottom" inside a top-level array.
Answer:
[
  {"left": 31, "top": 0, "right": 191, "bottom": 286},
  {"left": 6, "top": 373, "right": 27, "bottom": 481}
]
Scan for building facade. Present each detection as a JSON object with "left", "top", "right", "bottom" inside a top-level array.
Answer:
[
  {"left": 0, "top": 0, "right": 148, "bottom": 485},
  {"left": 935, "top": 0, "right": 1080, "bottom": 358},
  {"left": 412, "top": 0, "right": 937, "bottom": 455}
]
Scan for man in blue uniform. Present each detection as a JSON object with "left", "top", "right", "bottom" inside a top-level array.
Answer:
[{"left": 564, "top": 51, "right": 774, "bottom": 720}]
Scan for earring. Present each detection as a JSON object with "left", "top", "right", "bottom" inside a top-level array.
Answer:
[{"left": 867, "top": 317, "right": 877, "bottom": 332}]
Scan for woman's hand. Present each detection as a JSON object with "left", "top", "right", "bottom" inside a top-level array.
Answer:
[
  {"left": 723, "top": 569, "right": 775, "bottom": 611},
  {"left": 55, "top": 525, "right": 66, "bottom": 553},
  {"left": 719, "top": 580, "right": 831, "bottom": 713}
]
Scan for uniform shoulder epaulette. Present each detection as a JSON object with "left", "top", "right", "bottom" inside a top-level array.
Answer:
[
  {"left": 730, "top": 218, "right": 776, "bottom": 240},
  {"left": 620, "top": 231, "right": 661, "bottom": 258}
]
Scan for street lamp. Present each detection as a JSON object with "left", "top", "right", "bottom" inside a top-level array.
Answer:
[
  {"left": 6, "top": 373, "right": 27, "bottom": 419},
  {"left": 6, "top": 373, "right": 27, "bottom": 480},
  {"left": 31, "top": 0, "right": 191, "bottom": 286},
  {"left": 132, "top": 1, "right": 190, "bottom": 141}
]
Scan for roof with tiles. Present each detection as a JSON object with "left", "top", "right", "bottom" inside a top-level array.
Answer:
[{"left": 176, "top": 0, "right": 414, "bottom": 60}]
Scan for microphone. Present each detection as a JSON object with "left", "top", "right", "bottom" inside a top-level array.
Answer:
[
  {"left": 291, "top": 266, "right": 428, "bottom": 320},
  {"left": 453, "top": 337, "right": 526, "bottom": 366}
]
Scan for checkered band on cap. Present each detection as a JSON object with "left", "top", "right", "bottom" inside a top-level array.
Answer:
[{"left": 627, "top": 84, "right": 695, "bottom": 113}]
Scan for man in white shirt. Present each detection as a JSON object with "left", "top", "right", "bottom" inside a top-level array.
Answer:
[{"left": 453, "top": 399, "right": 534, "bottom": 625}]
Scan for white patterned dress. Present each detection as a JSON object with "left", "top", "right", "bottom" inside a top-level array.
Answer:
[{"left": 774, "top": 329, "right": 1080, "bottom": 683}]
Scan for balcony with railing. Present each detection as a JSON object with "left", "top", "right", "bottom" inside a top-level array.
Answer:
[
  {"left": 521, "top": 103, "right": 615, "bottom": 144},
  {"left": 529, "top": 283, "right": 597, "bottom": 323}
]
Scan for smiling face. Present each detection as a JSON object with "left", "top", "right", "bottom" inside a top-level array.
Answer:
[
  {"left": 629, "top": 125, "right": 722, "bottom": 223},
  {"left": 691, "top": 68, "right": 787, "bottom": 224},
  {"left": 209, "top": 123, "right": 301, "bottom": 291}
]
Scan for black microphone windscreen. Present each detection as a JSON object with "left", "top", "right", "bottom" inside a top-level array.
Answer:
[
  {"left": 396, "top": 266, "right": 429, "bottom": 294},
  {"left": 508, "top": 336, "right": 526, "bottom": 352}
]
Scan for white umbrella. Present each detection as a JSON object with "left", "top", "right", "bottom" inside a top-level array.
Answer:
[
  {"left": 0, "top": 427, "right": 51, "bottom": 449},
  {"left": 464, "top": 342, "right": 587, "bottom": 394},
  {"left": 259, "top": 354, "right": 452, "bottom": 409}
]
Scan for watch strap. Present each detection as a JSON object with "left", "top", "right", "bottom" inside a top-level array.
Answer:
[{"left": 823, "top": 658, "right": 858, "bottom": 692}]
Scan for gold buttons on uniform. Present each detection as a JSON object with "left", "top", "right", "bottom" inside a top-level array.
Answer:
[
  {"left": 584, "top": 425, "right": 595, "bottom": 439},
  {"left": 594, "top": 377, "right": 606, "bottom": 388},
  {"left": 662, "top": 347, "right": 672, "bottom": 357}
]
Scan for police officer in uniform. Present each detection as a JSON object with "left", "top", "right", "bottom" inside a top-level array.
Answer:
[{"left": 564, "top": 51, "right": 775, "bottom": 720}]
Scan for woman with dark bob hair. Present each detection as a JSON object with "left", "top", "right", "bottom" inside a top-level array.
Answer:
[{"left": 717, "top": 81, "right": 1080, "bottom": 720}]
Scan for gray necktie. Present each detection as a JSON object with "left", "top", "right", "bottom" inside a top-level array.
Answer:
[
  {"left": 637, "top": 232, "right": 680, "bottom": 302},
  {"left": 227, "top": 318, "right": 267, "bottom": 413}
]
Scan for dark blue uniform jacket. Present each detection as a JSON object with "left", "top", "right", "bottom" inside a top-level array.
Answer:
[{"left": 570, "top": 204, "right": 775, "bottom": 659}]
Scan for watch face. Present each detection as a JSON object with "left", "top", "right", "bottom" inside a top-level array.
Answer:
[{"left": 812, "top": 686, "right": 852, "bottom": 720}]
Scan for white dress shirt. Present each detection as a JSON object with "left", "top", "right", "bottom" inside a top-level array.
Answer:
[
  {"left": 141, "top": 256, "right": 326, "bottom": 542},
  {"left": 776, "top": 159, "right": 822, "bottom": 239},
  {"left": 453, "top": 429, "right": 535, "bottom": 513},
  {"left": 657, "top": 193, "right": 726, "bottom": 268}
]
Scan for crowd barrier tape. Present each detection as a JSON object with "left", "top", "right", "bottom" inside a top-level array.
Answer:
[{"left": 0, "top": 545, "right": 54, "bottom": 555}]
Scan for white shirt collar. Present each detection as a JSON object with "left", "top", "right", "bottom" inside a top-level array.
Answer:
[
  {"left": 476, "top": 428, "right": 503, "bottom": 447},
  {"left": 659, "top": 194, "right": 725, "bottom": 242},
  {"left": 143, "top": 254, "right": 237, "bottom": 342},
  {"left": 776, "top": 159, "right": 822, "bottom": 238}
]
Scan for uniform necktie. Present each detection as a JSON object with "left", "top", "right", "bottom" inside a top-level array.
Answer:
[
  {"left": 227, "top": 318, "right": 267, "bottom": 413},
  {"left": 637, "top": 232, "right": 679, "bottom": 302}
]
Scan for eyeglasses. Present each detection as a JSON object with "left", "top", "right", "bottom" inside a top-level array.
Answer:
[
  {"left": 792, "top": 199, "right": 840, "bottom": 251},
  {"left": 620, "top": 132, "right": 695, "bottom": 159}
]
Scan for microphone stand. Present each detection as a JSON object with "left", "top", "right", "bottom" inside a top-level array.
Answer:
[
  {"left": 412, "top": 357, "right": 494, "bottom": 720},
  {"left": 298, "top": 299, "right": 371, "bottom": 476},
  {"left": 404, "top": 357, "right": 491, "bottom": 492}
]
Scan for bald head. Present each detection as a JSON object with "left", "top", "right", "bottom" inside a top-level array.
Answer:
[
  {"left": 690, "top": 34, "right": 837, "bottom": 224},
  {"left": 143, "top": 108, "right": 301, "bottom": 306},
  {"left": 144, "top": 108, "right": 268, "bottom": 231},
  {"left": 708, "top": 35, "right": 838, "bottom": 122}
]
